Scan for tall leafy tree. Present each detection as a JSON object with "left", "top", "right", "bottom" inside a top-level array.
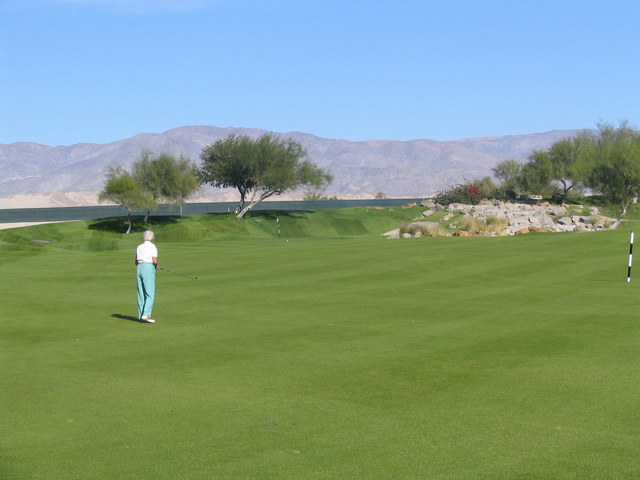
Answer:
[
  {"left": 133, "top": 151, "right": 199, "bottom": 221},
  {"left": 576, "top": 121, "right": 640, "bottom": 227},
  {"left": 98, "top": 166, "right": 153, "bottom": 233},
  {"left": 528, "top": 137, "right": 583, "bottom": 202},
  {"left": 548, "top": 137, "right": 583, "bottom": 201},
  {"left": 172, "top": 155, "right": 201, "bottom": 215},
  {"left": 198, "top": 135, "right": 256, "bottom": 213},
  {"left": 492, "top": 158, "right": 523, "bottom": 196},
  {"left": 519, "top": 151, "right": 554, "bottom": 196},
  {"left": 199, "top": 134, "right": 333, "bottom": 218}
]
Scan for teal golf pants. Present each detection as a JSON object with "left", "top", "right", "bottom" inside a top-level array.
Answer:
[{"left": 137, "top": 263, "right": 156, "bottom": 319}]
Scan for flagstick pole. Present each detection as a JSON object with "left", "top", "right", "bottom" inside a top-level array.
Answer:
[{"left": 627, "top": 231, "right": 634, "bottom": 282}]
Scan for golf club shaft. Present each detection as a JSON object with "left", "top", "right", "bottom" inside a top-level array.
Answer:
[{"left": 159, "top": 267, "right": 197, "bottom": 280}]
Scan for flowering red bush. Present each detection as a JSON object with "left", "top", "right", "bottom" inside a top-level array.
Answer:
[
  {"left": 434, "top": 183, "right": 482, "bottom": 205},
  {"left": 467, "top": 184, "right": 481, "bottom": 204}
]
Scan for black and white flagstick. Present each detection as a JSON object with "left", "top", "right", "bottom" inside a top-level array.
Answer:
[{"left": 627, "top": 231, "right": 634, "bottom": 282}]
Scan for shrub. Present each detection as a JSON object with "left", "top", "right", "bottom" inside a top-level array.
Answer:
[
  {"left": 457, "top": 217, "right": 485, "bottom": 233},
  {"left": 399, "top": 223, "right": 449, "bottom": 237},
  {"left": 473, "top": 176, "right": 505, "bottom": 200},
  {"left": 485, "top": 215, "right": 508, "bottom": 228},
  {"left": 484, "top": 215, "right": 509, "bottom": 235},
  {"left": 434, "top": 183, "right": 482, "bottom": 205},
  {"left": 457, "top": 216, "right": 508, "bottom": 236},
  {"left": 303, "top": 191, "right": 338, "bottom": 201}
]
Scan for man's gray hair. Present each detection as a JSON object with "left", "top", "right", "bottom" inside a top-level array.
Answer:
[{"left": 143, "top": 230, "right": 155, "bottom": 242}]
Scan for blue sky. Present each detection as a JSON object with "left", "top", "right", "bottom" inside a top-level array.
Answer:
[{"left": 1, "top": 0, "right": 639, "bottom": 146}]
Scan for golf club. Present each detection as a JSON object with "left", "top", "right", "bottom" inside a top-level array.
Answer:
[{"left": 159, "top": 267, "right": 198, "bottom": 280}]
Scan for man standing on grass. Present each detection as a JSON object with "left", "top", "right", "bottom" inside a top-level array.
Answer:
[{"left": 135, "top": 230, "right": 159, "bottom": 323}]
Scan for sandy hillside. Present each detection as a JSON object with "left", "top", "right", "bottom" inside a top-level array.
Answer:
[
  {"left": 0, "top": 191, "right": 101, "bottom": 209},
  {"left": 0, "top": 189, "right": 380, "bottom": 210},
  {"left": 0, "top": 190, "right": 260, "bottom": 210}
]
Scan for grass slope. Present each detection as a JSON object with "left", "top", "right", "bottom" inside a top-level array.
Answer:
[{"left": 1, "top": 207, "right": 639, "bottom": 479}]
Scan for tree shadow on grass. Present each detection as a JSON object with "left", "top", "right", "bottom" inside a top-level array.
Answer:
[
  {"left": 245, "top": 210, "right": 309, "bottom": 221},
  {"left": 111, "top": 313, "right": 142, "bottom": 323},
  {"left": 89, "top": 216, "right": 180, "bottom": 234}
]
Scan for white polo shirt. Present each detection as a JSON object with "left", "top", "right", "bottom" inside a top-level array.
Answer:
[{"left": 136, "top": 241, "right": 158, "bottom": 264}]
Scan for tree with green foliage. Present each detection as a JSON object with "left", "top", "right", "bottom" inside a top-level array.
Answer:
[
  {"left": 528, "top": 137, "right": 583, "bottom": 202},
  {"left": 198, "top": 135, "right": 257, "bottom": 214},
  {"left": 98, "top": 166, "right": 154, "bottom": 233},
  {"left": 172, "top": 156, "right": 201, "bottom": 214},
  {"left": 518, "top": 153, "right": 554, "bottom": 196},
  {"left": 472, "top": 176, "right": 499, "bottom": 199},
  {"left": 576, "top": 121, "right": 640, "bottom": 227},
  {"left": 133, "top": 151, "right": 199, "bottom": 221},
  {"left": 199, "top": 134, "right": 333, "bottom": 218},
  {"left": 491, "top": 159, "right": 523, "bottom": 197}
]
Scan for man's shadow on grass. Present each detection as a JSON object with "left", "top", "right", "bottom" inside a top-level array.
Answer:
[{"left": 111, "top": 313, "right": 142, "bottom": 323}]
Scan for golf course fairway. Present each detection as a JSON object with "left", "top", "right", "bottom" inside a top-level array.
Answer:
[{"left": 1, "top": 206, "right": 639, "bottom": 479}]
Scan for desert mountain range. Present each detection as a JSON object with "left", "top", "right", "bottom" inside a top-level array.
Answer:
[{"left": 0, "top": 126, "right": 579, "bottom": 207}]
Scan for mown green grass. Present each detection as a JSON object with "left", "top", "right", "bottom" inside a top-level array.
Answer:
[{"left": 1, "top": 206, "right": 639, "bottom": 479}]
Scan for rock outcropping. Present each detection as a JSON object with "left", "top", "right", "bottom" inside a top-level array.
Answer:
[{"left": 386, "top": 200, "right": 617, "bottom": 238}]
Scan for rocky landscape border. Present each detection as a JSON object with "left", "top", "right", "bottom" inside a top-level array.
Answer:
[{"left": 385, "top": 199, "right": 618, "bottom": 238}]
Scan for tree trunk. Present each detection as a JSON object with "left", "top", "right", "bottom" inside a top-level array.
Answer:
[
  {"left": 126, "top": 212, "right": 132, "bottom": 234},
  {"left": 236, "top": 189, "right": 278, "bottom": 218},
  {"left": 144, "top": 208, "right": 151, "bottom": 223},
  {"left": 611, "top": 200, "right": 630, "bottom": 229},
  {"left": 234, "top": 189, "right": 246, "bottom": 214},
  {"left": 237, "top": 200, "right": 258, "bottom": 218},
  {"left": 561, "top": 180, "right": 574, "bottom": 203}
]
